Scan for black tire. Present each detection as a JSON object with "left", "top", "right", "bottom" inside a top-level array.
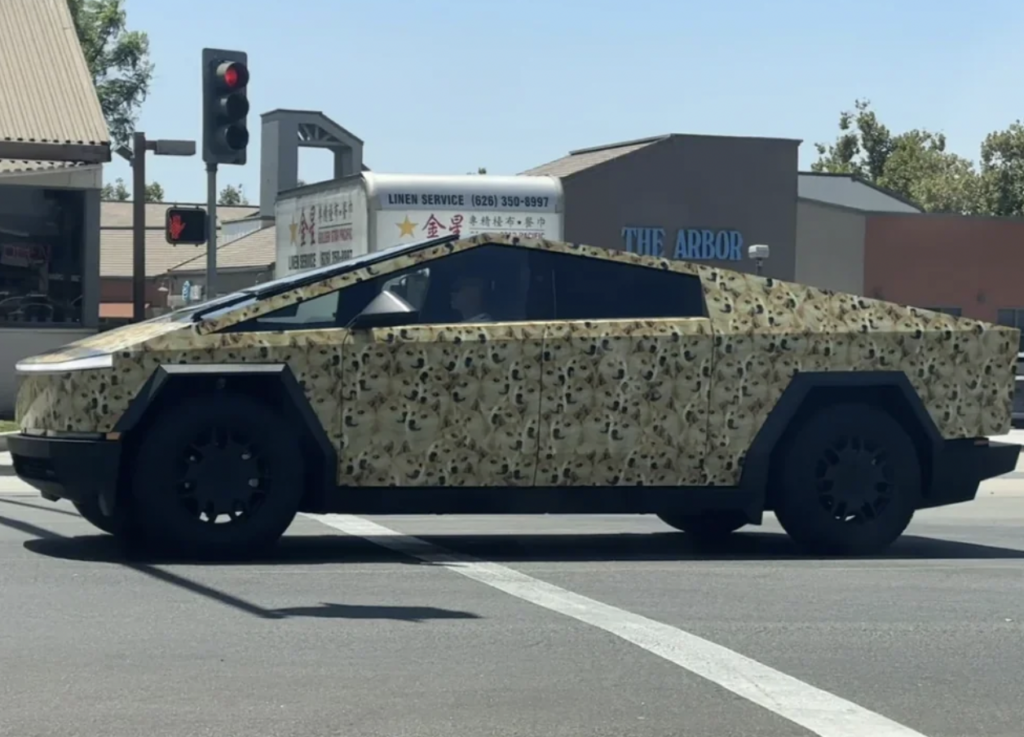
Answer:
[
  {"left": 129, "top": 392, "right": 305, "bottom": 559},
  {"left": 73, "top": 497, "right": 135, "bottom": 538},
  {"left": 657, "top": 511, "right": 748, "bottom": 540},
  {"left": 773, "top": 402, "right": 921, "bottom": 556}
]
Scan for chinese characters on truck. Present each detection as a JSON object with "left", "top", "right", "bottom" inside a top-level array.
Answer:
[
  {"left": 404, "top": 212, "right": 552, "bottom": 240},
  {"left": 287, "top": 197, "right": 358, "bottom": 272}
]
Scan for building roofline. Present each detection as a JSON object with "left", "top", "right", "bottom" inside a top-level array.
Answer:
[
  {"left": 260, "top": 108, "right": 365, "bottom": 144},
  {"left": 798, "top": 170, "right": 924, "bottom": 212},
  {"left": 162, "top": 223, "right": 276, "bottom": 274},
  {"left": 797, "top": 196, "right": 873, "bottom": 217},
  {"left": 866, "top": 210, "right": 1024, "bottom": 224},
  {"left": 567, "top": 135, "right": 671, "bottom": 156},
  {"left": 568, "top": 132, "right": 803, "bottom": 157},
  {"left": 100, "top": 199, "right": 259, "bottom": 207},
  {"left": 524, "top": 132, "right": 805, "bottom": 178},
  {"left": 0, "top": 0, "right": 111, "bottom": 161},
  {"left": 0, "top": 140, "right": 110, "bottom": 163}
]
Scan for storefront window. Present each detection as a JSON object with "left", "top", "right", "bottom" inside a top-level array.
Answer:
[
  {"left": 0, "top": 187, "right": 83, "bottom": 327},
  {"left": 996, "top": 309, "right": 1024, "bottom": 352},
  {"left": 925, "top": 306, "right": 962, "bottom": 317}
]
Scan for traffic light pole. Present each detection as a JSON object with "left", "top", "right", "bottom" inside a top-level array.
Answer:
[
  {"left": 132, "top": 131, "right": 147, "bottom": 323},
  {"left": 206, "top": 163, "right": 218, "bottom": 298},
  {"left": 122, "top": 134, "right": 196, "bottom": 322}
]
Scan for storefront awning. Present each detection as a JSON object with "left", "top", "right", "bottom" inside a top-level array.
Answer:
[
  {"left": 100, "top": 303, "right": 148, "bottom": 320},
  {"left": 0, "top": 0, "right": 112, "bottom": 172}
]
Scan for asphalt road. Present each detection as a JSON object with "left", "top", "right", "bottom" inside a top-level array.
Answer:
[{"left": 1, "top": 436, "right": 1023, "bottom": 737}]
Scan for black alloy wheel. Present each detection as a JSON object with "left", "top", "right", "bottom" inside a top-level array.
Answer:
[
  {"left": 773, "top": 402, "right": 920, "bottom": 556},
  {"left": 130, "top": 393, "right": 305, "bottom": 559},
  {"left": 176, "top": 425, "right": 270, "bottom": 525}
]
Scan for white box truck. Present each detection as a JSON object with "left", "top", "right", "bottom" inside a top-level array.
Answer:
[{"left": 275, "top": 172, "right": 564, "bottom": 278}]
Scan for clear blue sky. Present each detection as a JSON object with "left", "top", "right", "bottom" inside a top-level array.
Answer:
[{"left": 107, "top": 0, "right": 1024, "bottom": 204}]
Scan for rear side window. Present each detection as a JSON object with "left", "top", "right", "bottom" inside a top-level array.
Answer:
[{"left": 527, "top": 250, "right": 706, "bottom": 321}]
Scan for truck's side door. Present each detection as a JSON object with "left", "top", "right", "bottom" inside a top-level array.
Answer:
[
  {"left": 525, "top": 250, "right": 714, "bottom": 487},
  {"left": 337, "top": 244, "right": 545, "bottom": 488}
]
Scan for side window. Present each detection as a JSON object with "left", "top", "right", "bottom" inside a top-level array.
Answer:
[
  {"left": 381, "top": 268, "right": 431, "bottom": 312},
  {"left": 527, "top": 250, "right": 706, "bottom": 321},
  {"left": 226, "top": 244, "right": 534, "bottom": 332},
  {"left": 369, "top": 244, "right": 531, "bottom": 325},
  {"left": 229, "top": 290, "right": 341, "bottom": 332}
]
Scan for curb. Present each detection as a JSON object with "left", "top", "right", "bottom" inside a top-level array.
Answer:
[{"left": 0, "top": 431, "right": 15, "bottom": 453}]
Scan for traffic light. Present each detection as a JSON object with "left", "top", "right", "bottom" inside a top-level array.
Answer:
[
  {"left": 201, "top": 48, "right": 249, "bottom": 166},
  {"left": 165, "top": 207, "right": 208, "bottom": 245}
]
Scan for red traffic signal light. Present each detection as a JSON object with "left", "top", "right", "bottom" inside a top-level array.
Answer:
[
  {"left": 202, "top": 48, "right": 250, "bottom": 166},
  {"left": 217, "top": 61, "right": 249, "bottom": 90}
]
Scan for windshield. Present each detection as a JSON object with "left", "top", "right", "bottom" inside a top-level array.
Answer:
[
  {"left": 154, "top": 291, "right": 255, "bottom": 324},
  {"left": 182, "top": 233, "right": 459, "bottom": 323}
]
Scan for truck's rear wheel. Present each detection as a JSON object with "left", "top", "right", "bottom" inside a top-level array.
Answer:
[
  {"left": 130, "top": 393, "right": 305, "bottom": 559},
  {"left": 773, "top": 402, "right": 920, "bottom": 555}
]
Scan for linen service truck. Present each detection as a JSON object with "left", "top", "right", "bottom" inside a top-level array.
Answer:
[{"left": 275, "top": 172, "right": 564, "bottom": 278}]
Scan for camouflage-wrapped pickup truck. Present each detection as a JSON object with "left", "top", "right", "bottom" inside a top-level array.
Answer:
[{"left": 9, "top": 233, "right": 1021, "bottom": 558}]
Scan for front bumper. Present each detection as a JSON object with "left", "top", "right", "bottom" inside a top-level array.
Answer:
[
  {"left": 6, "top": 433, "right": 121, "bottom": 504},
  {"left": 922, "top": 439, "right": 1021, "bottom": 509}
]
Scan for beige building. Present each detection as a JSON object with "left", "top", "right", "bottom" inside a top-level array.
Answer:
[
  {"left": 96, "top": 201, "right": 264, "bottom": 318},
  {"left": 0, "top": 0, "right": 110, "bottom": 414}
]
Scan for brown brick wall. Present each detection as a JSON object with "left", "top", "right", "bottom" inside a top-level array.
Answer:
[
  {"left": 100, "top": 277, "right": 166, "bottom": 306},
  {"left": 864, "top": 213, "right": 1024, "bottom": 322}
]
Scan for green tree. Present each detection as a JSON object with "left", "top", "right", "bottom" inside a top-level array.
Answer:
[
  {"left": 67, "top": 0, "right": 154, "bottom": 148},
  {"left": 100, "top": 177, "right": 165, "bottom": 201},
  {"left": 467, "top": 167, "right": 487, "bottom": 174},
  {"left": 218, "top": 183, "right": 249, "bottom": 206},
  {"left": 144, "top": 181, "right": 164, "bottom": 202},
  {"left": 978, "top": 122, "right": 1024, "bottom": 217},
  {"left": 812, "top": 99, "right": 982, "bottom": 214},
  {"left": 100, "top": 177, "right": 129, "bottom": 200}
]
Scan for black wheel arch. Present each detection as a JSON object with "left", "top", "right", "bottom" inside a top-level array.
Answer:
[
  {"left": 739, "top": 371, "right": 943, "bottom": 512},
  {"left": 112, "top": 364, "right": 336, "bottom": 513}
]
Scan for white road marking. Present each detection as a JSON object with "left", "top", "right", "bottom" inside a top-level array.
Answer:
[{"left": 307, "top": 513, "right": 931, "bottom": 737}]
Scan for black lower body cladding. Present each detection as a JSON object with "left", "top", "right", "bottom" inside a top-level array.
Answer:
[
  {"left": 6, "top": 433, "right": 121, "bottom": 505},
  {"left": 924, "top": 438, "right": 1019, "bottom": 507}
]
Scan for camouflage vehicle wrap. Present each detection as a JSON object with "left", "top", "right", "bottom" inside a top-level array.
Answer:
[{"left": 8, "top": 233, "right": 1021, "bottom": 557}]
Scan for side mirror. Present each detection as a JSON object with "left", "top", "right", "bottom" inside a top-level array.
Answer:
[{"left": 347, "top": 289, "right": 417, "bottom": 330}]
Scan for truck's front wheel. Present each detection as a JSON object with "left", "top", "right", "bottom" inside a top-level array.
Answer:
[
  {"left": 129, "top": 392, "right": 306, "bottom": 559},
  {"left": 73, "top": 498, "right": 135, "bottom": 538}
]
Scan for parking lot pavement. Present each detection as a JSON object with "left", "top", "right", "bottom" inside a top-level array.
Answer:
[{"left": 1, "top": 436, "right": 1022, "bottom": 737}]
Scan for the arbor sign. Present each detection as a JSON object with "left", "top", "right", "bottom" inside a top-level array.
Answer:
[{"left": 621, "top": 226, "right": 743, "bottom": 261}]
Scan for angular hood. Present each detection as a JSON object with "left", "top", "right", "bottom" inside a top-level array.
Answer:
[{"left": 16, "top": 319, "right": 192, "bottom": 368}]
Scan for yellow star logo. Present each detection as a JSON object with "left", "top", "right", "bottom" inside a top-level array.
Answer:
[
  {"left": 288, "top": 217, "right": 298, "bottom": 245},
  {"left": 397, "top": 215, "right": 417, "bottom": 238}
]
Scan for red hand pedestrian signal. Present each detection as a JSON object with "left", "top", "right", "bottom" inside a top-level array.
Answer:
[
  {"left": 168, "top": 214, "right": 186, "bottom": 241},
  {"left": 164, "top": 207, "right": 208, "bottom": 245}
]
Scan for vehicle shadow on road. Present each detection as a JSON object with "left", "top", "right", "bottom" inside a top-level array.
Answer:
[
  {"left": 18, "top": 527, "right": 1024, "bottom": 566},
  {"left": 8, "top": 507, "right": 1022, "bottom": 623},
  {"left": 1, "top": 512, "right": 478, "bottom": 623}
]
